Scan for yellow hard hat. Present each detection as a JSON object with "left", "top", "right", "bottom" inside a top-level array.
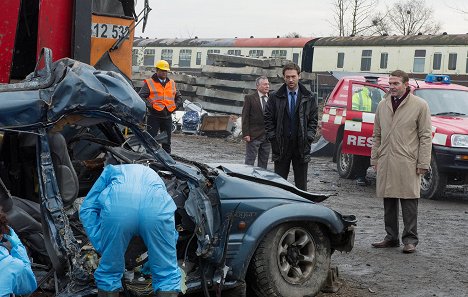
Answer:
[{"left": 155, "top": 60, "right": 170, "bottom": 71}]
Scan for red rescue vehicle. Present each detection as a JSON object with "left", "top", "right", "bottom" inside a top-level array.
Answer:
[{"left": 321, "top": 74, "right": 468, "bottom": 199}]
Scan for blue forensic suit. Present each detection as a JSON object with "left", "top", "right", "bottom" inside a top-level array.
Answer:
[
  {"left": 0, "top": 228, "right": 37, "bottom": 297},
  {"left": 79, "top": 164, "right": 181, "bottom": 293}
]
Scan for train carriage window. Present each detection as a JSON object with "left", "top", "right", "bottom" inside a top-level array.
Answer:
[
  {"left": 161, "top": 49, "right": 173, "bottom": 66},
  {"left": 433, "top": 53, "right": 442, "bottom": 70},
  {"left": 179, "top": 49, "right": 192, "bottom": 67},
  {"left": 249, "top": 50, "right": 264, "bottom": 58},
  {"left": 272, "top": 50, "right": 287, "bottom": 58},
  {"left": 337, "top": 53, "right": 344, "bottom": 68},
  {"left": 132, "top": 49, "right": 139, "bottom": 66},
  {"left": 196, "top": 52, "right": 202, "bottom": 66},
  {"left": 448, "top": 53, "right": 457, "bottom": 70},
  {"left": 380, "top": 53, "right": 388, "bottom": 69},
  {"left": 228, "top": 50, "right": 241, "bottom": 56},
  {"left": 143, "top": 49, "right": 155, "bottom": 66},
  {"left": 360, "top": 50, "right": 372, "bottom": 71},
  {"left": 207, "top": 49, "right": 220, "bottom": 65},
  {"left": 413, "top": 50, "right": 426, "bottom": 73},
  {"left": 466, "top": 52, "right": 468, "bottom": 74},
  {"left": 293, "top": 53, "right": 299, "bottom": 64}
]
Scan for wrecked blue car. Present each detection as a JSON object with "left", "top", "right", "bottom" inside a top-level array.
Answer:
[{"left": 0, "top": 49, "right": 355, "bottom": 297}]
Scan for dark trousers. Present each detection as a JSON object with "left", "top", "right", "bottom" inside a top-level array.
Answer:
[
  {"left": 245, "top": 135, "right": 271, "bottom": 169},
  {"left": 383, "top": 198, "right": 418, "bottom": 245},
  {"left": 355, "top": 155, "right": 370, "bottom": 178},
  {"left": 274, "top": 138, "right": 308, "bottom": 191},
  {"left": 147, "top": 115, "right": 172, "bottom": 153}
]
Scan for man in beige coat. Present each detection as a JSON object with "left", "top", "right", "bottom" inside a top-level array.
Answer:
[{"left": 370, "top": 70, "right": 432, "bottom": 254}]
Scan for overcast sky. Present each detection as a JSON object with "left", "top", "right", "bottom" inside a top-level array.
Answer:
[{"left": 134, "top": 0, "right": 468, "bottom": 38}]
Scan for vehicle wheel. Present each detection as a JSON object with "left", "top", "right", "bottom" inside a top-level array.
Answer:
[
  {"left": 248, "top": 223, "right": 330, "bottom": 297},
  {"left": 171, "top": 122, "right": 177, "bottom": 133},
  {"left": 336, "top": 140, "right": 359, "bottom": 179},
  {"left": 420, "top": 155, "right": 447, "bottom": 199}
]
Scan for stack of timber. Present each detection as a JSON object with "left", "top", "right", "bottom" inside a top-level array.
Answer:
[{"left": 132, "top": 53, "right": 315, "bottom": 115}]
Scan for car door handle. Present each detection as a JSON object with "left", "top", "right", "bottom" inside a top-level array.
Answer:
[{"left": 351, "top": 118, "right": 362, "bottom": 122}]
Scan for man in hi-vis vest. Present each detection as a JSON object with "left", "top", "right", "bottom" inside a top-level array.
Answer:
[{"left": 139, "top": 60, "right": 184, "bottom": 153}]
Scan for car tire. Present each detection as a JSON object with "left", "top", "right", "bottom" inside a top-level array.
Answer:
[
  {"left": 421, "top": 155, "right": 447, "bottom": 199},
  {"left": 336, "top": 140, "right": 359, "bottom": 179},
  {"left": 248, "top": 223, "right": 330, "bottom": 297}
]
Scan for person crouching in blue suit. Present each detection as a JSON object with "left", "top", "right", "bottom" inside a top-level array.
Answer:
[
  {"left": 79, "top": 164, "right": 181, "bottom": 297},
  {"left": 0, "top": 210, "right": 37, "bottom": 297}
]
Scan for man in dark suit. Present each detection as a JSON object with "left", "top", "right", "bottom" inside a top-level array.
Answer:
[
  {"left": 241, "top": 76, "right": 271, "bottom": 169},
  {"left": 264, "top": 63, "right": 318, "bottom": 191}
]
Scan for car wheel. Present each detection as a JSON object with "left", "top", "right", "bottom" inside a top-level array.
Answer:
[
  {"left": 336, "top": 140, "right": 358, "bottom": 179},
  {"left": 248, "top": 223, "right": 330, "bottom": 297},
  {"left": 421, "top": 155, "right": 447, "bottom": 199}
]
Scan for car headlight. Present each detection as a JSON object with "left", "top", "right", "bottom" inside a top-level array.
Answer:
[{"left": 451, "top": 134, "right": 468, "bottom": 148}]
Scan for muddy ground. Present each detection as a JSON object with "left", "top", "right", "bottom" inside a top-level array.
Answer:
[{"left": 172, "top": 133, "right": 468, "bottom": 297}]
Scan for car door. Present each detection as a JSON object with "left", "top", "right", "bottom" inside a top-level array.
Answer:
[{"left": 342, "top": 81, "right": 387, "bottom": 156}]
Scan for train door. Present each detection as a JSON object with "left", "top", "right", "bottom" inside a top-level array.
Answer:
[{"left": 342, "top": 81, "right": 387, "bottom": 156}]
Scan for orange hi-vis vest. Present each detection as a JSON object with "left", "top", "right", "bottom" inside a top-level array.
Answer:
[{"left": 144, "top": 78, "right": 177, "bottom": 112}]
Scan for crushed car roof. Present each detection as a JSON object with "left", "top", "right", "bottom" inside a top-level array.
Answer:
[{"left": 0, "top": 58, "right": 146, "bottom": 128}]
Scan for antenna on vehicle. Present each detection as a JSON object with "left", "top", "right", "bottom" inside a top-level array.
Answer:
[{"left": 412, "top": 74, "right": 420, "bottom": 89}]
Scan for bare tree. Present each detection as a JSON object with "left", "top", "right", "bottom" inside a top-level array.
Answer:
[
  {"left": 330, "top": 0, "right": 380, "bottom": 36},
  {"left": 387, "top": 0, "right": 440, "bottom": 35},
  {"left": 330, "top": 0, "right": 349, "bottom": 36},
  {"left": 282, "top": 32, "right": 303, "bottom": 38},
  {"left": 348, "top": 0, "right": 379, "bottom": 35},
  {"left": 369, "top": 12, "right": 391, "bottom": 35},
  {"left": 447, "top": 3, "right": 468, "bottom": 14}
]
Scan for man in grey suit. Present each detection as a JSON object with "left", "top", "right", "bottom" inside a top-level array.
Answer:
[{"left": 242, "top": 76, "right": 271, "bottom": 169}]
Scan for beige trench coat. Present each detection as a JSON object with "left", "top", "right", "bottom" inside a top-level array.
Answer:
[{"left": 370, "top": 93, "right": 432, "bottom": 198}]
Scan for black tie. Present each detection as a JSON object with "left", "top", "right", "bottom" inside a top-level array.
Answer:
[
  {"left": 289, "top": 92, "right": 296, "bottom": 115},
  {"left": 261, "top": 95, "right": 267, "bottom": 112}
]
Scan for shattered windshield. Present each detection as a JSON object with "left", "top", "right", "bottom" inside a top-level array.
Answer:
[{"left": 414, "top": 89, "right": 468, "bottom": 116}]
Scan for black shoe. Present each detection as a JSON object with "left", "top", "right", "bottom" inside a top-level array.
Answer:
[{"left": 356, "top": 177, "right": 367, "bottom": 186}]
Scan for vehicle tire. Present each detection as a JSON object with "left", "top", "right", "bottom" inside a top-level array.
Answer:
[
  {"left": 420, "top": 155, "right": 447, "bottom": 199},
  {"left": 336, "top": 140, "right": 359, "bottom": 179},
  {"left": 247, "top": 223, "right": 331, "bottom": 297},
  {"left": 171, "top": 122, "right": 177, "bottom": 133}
]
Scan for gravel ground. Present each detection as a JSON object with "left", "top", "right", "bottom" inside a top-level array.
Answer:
[{"left": 172, "top": 133, "right": 468, "bottom": 297}]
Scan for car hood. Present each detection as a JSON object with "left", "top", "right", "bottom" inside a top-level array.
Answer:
[
  {"left": 432, "top": 116, "right": 468, "bottom": 135},
  {"left": 210, "top": 163, "right": 329, "bottom": 203},
  {"left": 0, "top": 58, "right": 146, "bottom": 128}
]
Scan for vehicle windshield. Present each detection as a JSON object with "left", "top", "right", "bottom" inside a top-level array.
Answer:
[{"left": 414, "top": 89, "right": 468, "bottom": 116}]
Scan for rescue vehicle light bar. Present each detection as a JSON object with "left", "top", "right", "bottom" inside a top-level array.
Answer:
[{"left": 425, "top": 74, "right": 451, "bottom": 84}]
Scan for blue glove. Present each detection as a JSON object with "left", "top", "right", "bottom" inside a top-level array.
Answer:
[{"left": 4, "top": 227, "right": 21, "bottom": 248}]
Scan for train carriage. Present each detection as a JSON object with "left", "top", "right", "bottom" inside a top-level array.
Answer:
[
  {"left": 132, "top": 37, "right": 317, "bottom": 72},
  {"left": 310, "top": 34, "right": 468, "bottom": 81}
]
